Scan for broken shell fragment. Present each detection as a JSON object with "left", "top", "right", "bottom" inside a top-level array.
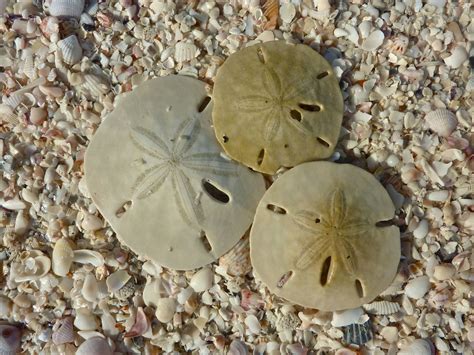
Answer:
[
  {"left": 363, "top": 300, "right": 400, "bottom": 315},
  {"left": 444, "top": 46, "right": 468, "bottom": 69},
  {"left": 343, "top": 319, "right": 372, "bottom": 345},
  {"left": 398, "top": 339, "right": 434, "bottom": 355},
  {"left": 212, "top": 41, "right": 343, "bottom": 174},
  {"left": 331, "top": 307, "right": 366, "bottom": 327},
  {"left": 218, "top": 235, "right": 251, "bottom": 276},
  {"left": 76, "top": 337, "right": 113, "bottom": 355},
  {"left": 250, "top": 162, "right": 400, "bottom": 311},
  {"left": 106, "top": 270, "right": 131, "bottom": 293},
  {"left": 84, "top": 76, "right": 265, "bottom": 270},
  {"left": 425, "top": 109, "right": 458, "bottom": 137},
  {"left": 52, "top": 317, "right": 74, "bottom": 345}
]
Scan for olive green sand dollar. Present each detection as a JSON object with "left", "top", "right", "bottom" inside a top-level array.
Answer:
[
  {"left": 85, "top": 76, "right": 265, "bottom": 270},
  {"left": 250, "top": 162, "right": 400, "bottom": 311},
  {"left": 212, "top": 41, "right": 343, "bottom": 174}
]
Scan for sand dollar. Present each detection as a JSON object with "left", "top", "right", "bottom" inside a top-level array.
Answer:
[
  {"left": 212, "top": 41, "right": 343, "bottom": 175},
  {"left": 85, "top": 76, "right": 265, "bottom": 270},
  {"left": 250, "top": 162, "right": 400, "bottom": 311}
]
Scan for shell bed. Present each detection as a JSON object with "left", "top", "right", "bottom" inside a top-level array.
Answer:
[{"left": 0, "top": 0, "right": 472, "bottom": 354}]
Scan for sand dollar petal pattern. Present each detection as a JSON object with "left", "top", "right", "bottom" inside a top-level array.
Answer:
[
  {"left": 85, "top": 76, "right": 266, "bottom": 270},
  {"left": 250, "top": 162, "right": 400, "bottom": 311},
  {"left": 212, "top": 41, "right": 344, "bottom": 174}
]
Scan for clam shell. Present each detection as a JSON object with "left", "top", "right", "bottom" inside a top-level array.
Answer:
[
  {"left": 343, "top": 319, "right": 372, "bottom": 345},
  {"left": 76, "top": 337, "right": 113, "bottom": 355},
  {"left": 331, "top": 307, "right": 366, "bottom": 327},
  {"left": 106, "top": 270, "right": 131, "bottom": 293},
  {"left": 73, "top": 249, "right": 105, "bottom": 267},
  {"left": 52, "top": 317, "right": 74, "bottom": 345},
  {"left": 0, "top": 324, "right": 21, "bottom": 354},
  {"left": 228, "top": 339, "right": 249, "bottom": 355},
  {"left": 398, "top": 339, "right": 434, "bottom": 355},
  {"left": 425, "top": 109, "right": 458, "bottom": 137},
  {"left": 52, "top": 238, "right": 74, "bottom": 276},
  {"left": 219, "top": 235, "right": 251, "bottom": 276},
  {"left": 174, "top": 42, "right": 198, "bottom": 63},
  {"left": 124, "top": 307, "right": 149, "bottom": 338},
  {"left": 49, "top": 0, "right": 85, "bottom": 18},
  {"left": 405, "top": 276, "right": 430, "bottom": 299},
  {"left": 58, "top": 35, "right": 83, "bottom": 65},
  {"left": 82, "top": 74, "right": 109, "bottom": 97},
  {"left": 363, "top": 300, "right": 400, "bottom": 315},
  {"left": 0, "top": 297, "right": 12, "bottom": 319},
  {"left": 155, "top": 298, "right": 177, "bottom": 323},
  {"left": 189, "top": 267, "right": 213, "bottom": 293}
]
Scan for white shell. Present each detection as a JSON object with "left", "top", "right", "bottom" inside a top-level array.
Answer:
[
  {"left": 189, "top": 267, "right": 213, "bottom": 293},
  {"left": 30, "top": 107, "right": 47, "bottom": 125},
  {"left": 413, "top": 219, "right": 429, "bottom": 239},
  {"left": 82, "top": 273, "right": 99, "bottom": 303},
  {"left": 143, "top": 278, "right": 163, "bottom": 308},
  {"left": 244, "top": 314, "right": 261, "bottom": 334},
  {"left": 74, "top": 308, "right": 98, "bottom": 331},
  {"left": 3, "top": 93, "right": 24, "bottom": 110},
  {"left": 174, "top": 42, "right": 198, "bottom": 63},
  {"left": 13, "top": 252, "right": 51, "bottom": 282},
  {"left": 363, "top": 301, "right": 400, "bottom": 315},
  {"left": 155, "top": 298, "right": 177, "bottom": 323},
  {"left": 0, "top": 104, "right": 18, "bottom": 125},
  {"left": 280, "top": 3, "right": 296, "bottom": 23},
  {"left": 82, "top": 74, "right": 109, "bottom": 97},
  {"left": 58, "top": 35, "right": 83, "bottom": 65},
  {"left": 443, "top": 46, "right": 468, "bottom": 69},
  {"left": 106, "top": 270, "right": 131, "bottom": 293},
  {"left": 361, "top": 30, "right": 384, "bottom": 51},
  {"left": 331, "top": 307, "right": 365, "bottom": 327},
  {"left": 218, "top": 236, "right": 251, "bottom": 276},
  {"left": 0, "top": 297, "right": 12, "bottom": 318},
  {"left": 73, "top": 250, "right": 105, "bottom": 267},
  {"left": 76, "top": 337, "right": 113, "bottom": 355},
  {"left": 52, "top": 317, "right": 74, "bottom": 345},
  {"left": 425, "top": 109, "right": 458, "bottom": 137},
  {"left": 405, "top": 276, "right": 430, "bottom": 299},
  {"left": 398, "top": 339, "right": 434, "bottom": 355},
  {"left": 228, "top": 340, "right": 249, "bottom": 355},
  {"left": 49, "top": 0, "right": 85, "bottom": 18},
  {"left": 358, "top": 21, "right": 372, "bottom": 39},
  {"left": 0, "top": 324, "right": 21, "bottom": 354},
  {"left": 52, "top": 238, "right": 74, "bottom": 276}
]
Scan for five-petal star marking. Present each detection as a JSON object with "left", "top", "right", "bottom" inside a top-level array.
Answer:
[
  {"left": 129, "top": 116, "right": 237, "bottom": 228},
  {"left": 235, "top": 66, "right": 319, "bottom": 142},
  {"left": 291, "top": 188, "right": 371, "bottom": 278}
]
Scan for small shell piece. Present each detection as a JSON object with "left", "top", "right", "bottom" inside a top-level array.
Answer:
[
  {"left": 228, "top": 339, "right": 249, "bottom": 355},
  {"left": 343, "top": 320, "right": 372, "bottom": 345},
  {"left": 331, "top": 307, "right": 365, "bottom": 327},
  {"left": 106, "top": 270, "right": 131, "bottom": 293},
  {"left": 73, "top": 250, "right": 105, "bottom": 267},
  {"left": 124, "top": 307, "right": 149, "bottom": 338},
  {"left": 363, "top": 300, "right": 400, "bottom": 315},
  {"left": 0, "top": 324, "right": 21, "bottom": 354},
  {"left": 218, "top": 236, "right": 251, "bottom": 276},
  {"left": 52, "top": 238, "right": 74, "bottom": 276},
  {"left": 398, "top": 339, "right": 434, "bottom": 355},
  {"left": 444, "top": 46, "right": 468, "bottom": 69},
  {"left": 52, "top": 317, "right": 74, "bottom": 345},
  {"left": 189, "top": 267, "right": 213, "bottom": 292},
  {"left": 361, "top": 30, "right": 384, "bottom": 51},
  {"left": 58, "top": 35, "right": 83, "bottom": 65},
  {"left": 12, "top": 252, "right": 51, "bottom": 282},
  {"left": 76, "top": 337, "right": 113, "bottom": 355},
  {"left": 174, "top": 42, "right": 198, "bottom": 63},
  {"left": 405, "top": 276, "right": 430, "bottom": 299},
  {"left": 49, "top": 0, "right": 85, "bottom": 18},
  {"left": 82, "top": 74, "right": 109, "bottom": 97},
  {"left": 425, "top": 109, "right": 458, "bottom": 137},
  {"left": 155, "top": 298, "right": 177, "bottom": 323}
]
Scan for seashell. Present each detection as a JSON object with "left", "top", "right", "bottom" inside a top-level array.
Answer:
[
  {"left": 343, "top": 319, "right": 372, "bottom": 345},
  {"left": 358, "top": 21, "right": 372, "bottom": 39},
  {"left": 316, "top": 0, "right": 331, "bottom": 11},
  {"left": 82, "top": 273, "right": 99, "bottom": 303},
  {"left": 380, "top": 326, "right": 398, "bottom": 343},
  {"left": 39, "top": 85, "right": 64, "bottom": 98},
  {"left": 244, "top": 314, "right": 261, "bottom": 335},
  {"left": 0, "top": 324, "right": 22, "bottom": 354},
  {"left": 14, "top": 210, "right": 29, "bottom": 236},
  {"left": 174, "top": 42, "right": 198, "bottom": 63},
  {"left": 331, "top": 307, "right": 365, "bottom": 327},
  {"left": 426, "top": 190, "right": 449, "bottom": 202},
  {"left": 49, "top": 0, "right": 85, "bottom": 18},
  {"left": 30, "top": 107, "right": 47, "bottom": 125},
  {"left": 452, "top": 251, "right": 471, "bottom": 272},
  {"left": 363, "top": 300, "right": 400, "bottom": 315},
  {"left": 0, "top": 104, "right": 18, "bottom": 125},
  {"left": 21, "top": 51, "right": 36, "bottom": 79},
  {"left": 155, "top": 298, "right": 177, "bottom": 323},
  {"left": 58, "top": 35, "right": 83, "bottom": 65},
  {"left": 106, "top": 270, "right": 131, "bottom": 293},
  {"left": 76, "top": 337, "right": 113, "bottom": 355},
  {"left": 280, "top": 3, "right": 296, "bottom": 23},
  {"left": 444, "top": 46, "right": 468, "bottom": 69},
  {"left": 425, "top": 109, "right": 458, "bottom": 137},
  {"left": 433, "top": 264, "right": 456, "bottom": 280},
  {"left": 219, "top": 236, "right": 251, "bottom": 276},
  {"left": 143, "top": 278, "right": 164, "bottom": 307},
  {"left": 390, "top": 35, "right": 409, "bottom": 55},
  {"left": 81, "top": 213, "right": 103, "bottom": 231},
  {"left": 13, "top": 253, "right": 51, "bottom": 282},
  {"left": 3, "top": 93, "right": 24, "bottom": 110},
  {"left": 82, "top": 74, "right": 109, "bottom": 97},
  {"left": 361, "top": 30, "right": 384, "bottom": 51},
  {"left": 73, "top": 249, "right": 105, "bottom": 267},
  {"left": 124, "top": 307, "right": 149, "bottom": 338},
  {"left": 262, "top": 0, "right": 278, "bottom": 30},
  {"left": 0, "top": 297, "right": 12, "bottom": 318},
  {"left": 189, "top": 267, "right": 213, "bottom": 293},
  {"left": 115, "top": 278, "right": 136, "bottom": 300},
  {"left": 405, "top": 276, "right": 430, "bottom": 299},
  {"left": 74, "top": 308, "right": 98, "bottom": 331},
  {"left": 398, "top": 339, "right": 434, "bottom": 355},
  {"left": 52, "top": 317, "right": 74, "bottom": 345},
  {"left": 228, "top": 339, "right": 249, "bottom": 355},
  {"left": 52, "top": 238, "right": 74, "bottom": 276},
  {"left": 413, "top": 219, "right": 429, "bottom": 239}
]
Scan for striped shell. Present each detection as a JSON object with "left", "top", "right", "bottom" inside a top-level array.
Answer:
[
  {"left": 3, "top": 93, "right": 24, "bottom": 110},
  {"left": 174, "top": 42, "right": 198, "bottom": 63},
  {"left": 0, "top": 104, "right": 18, "bottom": 125},
  {"left": 343, "top": 320, "right": 372, "bottom": 345},
  {"left": 52, "top": 317, "right": 74, "bottom": 345},
  {"left": 363, "top": 300, "right": 400, "bottom": 315},
  {"left": 425, "top": 109, "right": 458, "bottom": 137},
  {"left": 76, "top": 337, "right": 113, "bottom": 355},
  {"left": 219, "top": 236, "right": 251, "bottom": 276},
  {"left": 82, "top": 74, "right": 109, "bottom": 97},
  {"left": 58, "top": 35, "right": 83, "bottom": 65},
  {"left": 49, "top": 0, "right": 85, "bottom": 18}
]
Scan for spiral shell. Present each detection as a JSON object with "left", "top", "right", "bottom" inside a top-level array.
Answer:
[
  {"left": 76, "top": 337, "right": 113, "bottom": 355},
  {"left": 52, "top": 317, "right": 74, "bottom": 345},
  {"left": 49, "top": 0, "right": 85, "bottom": 18},
  {"left": 58, "top": 35, "right": 83, "bottom": 65},
  {"left": 0, "top": 324, "right": 21, "bottom": 354},
  {"left": 219, "top": 236, "right": 251, "bottom": 276},
  {"left": 363, "top": 300, "right": 400, "bottom": 315},
  {"left": 425, "top": 109, "right": 458, "bottom": 137}
]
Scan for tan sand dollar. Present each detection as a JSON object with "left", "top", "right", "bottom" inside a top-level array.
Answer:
[
  {"left": 85, "top": 76, "right": 266, "bottom": 270},
  {"left": 212, "top": 41, "right": 343, "bottom": 175},
  {"left": 250, "top": 161, "right": 400, "bottom": 311}
]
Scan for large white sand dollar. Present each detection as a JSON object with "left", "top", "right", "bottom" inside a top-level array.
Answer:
[
  {"left": 85, "top": 76, "right": 265, "bottom": 270},
  {"left": 250, "top": 161, "right": 400, "bottom": 311}
]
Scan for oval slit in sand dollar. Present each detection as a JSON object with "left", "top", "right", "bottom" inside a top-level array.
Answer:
[
  {"left": 212, "top": 41, "right": 344, "bottom": 174},
  {"left": 250, "top": 161, "right": 400, "bottom": 311},
  {"left": 85, "top": 75, "right": 265, "bottom": 270}
]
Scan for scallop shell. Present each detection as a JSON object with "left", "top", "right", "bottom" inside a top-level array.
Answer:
[
  {"left": 0, "top": 324, "right": 21, "bottom": 354},
  {"left": 363, "top": 300, "right": 401, "bottom": 315},
  {"left": 49, "top": 0, "right": 85, "bottom": 18},
  {"left": 425, "top": 109, "right": 458, "bottom": 137},
  {"left": 76, "top": 337, "right": 113, "bottom": 355},
  {"left": 3, "top": 93, "right": 24, "bottom": 110},
  {"left": 218, "top": 236, "right": 251, "bottom": 276},
  {"left": 52, "top": 317, "right": 74, "bottom": 345},
  {"left": 0, "top": 104, "right": 18, "bottom": 125},
  {"left": 343, "top": 319, "right": 372, "bottom": 345},
  {"left": 52, "top": 238, "right": 74, "bottom": 276},
  {"left": 58, "top": 35, "right": 83, "bottom": 65},
  {"left": 106, "top": 270, "right": 131, "bottom": 293},
  {"left": 82, "top": 74, "right": 109, "bottom": 97},
  {"left": 174, "top": 42, "right": 198, "bottom": 63}
]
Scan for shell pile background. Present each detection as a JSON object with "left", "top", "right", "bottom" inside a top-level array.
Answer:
[{"left": 0, "top": 0, "right": 472, "bottom": 354}]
